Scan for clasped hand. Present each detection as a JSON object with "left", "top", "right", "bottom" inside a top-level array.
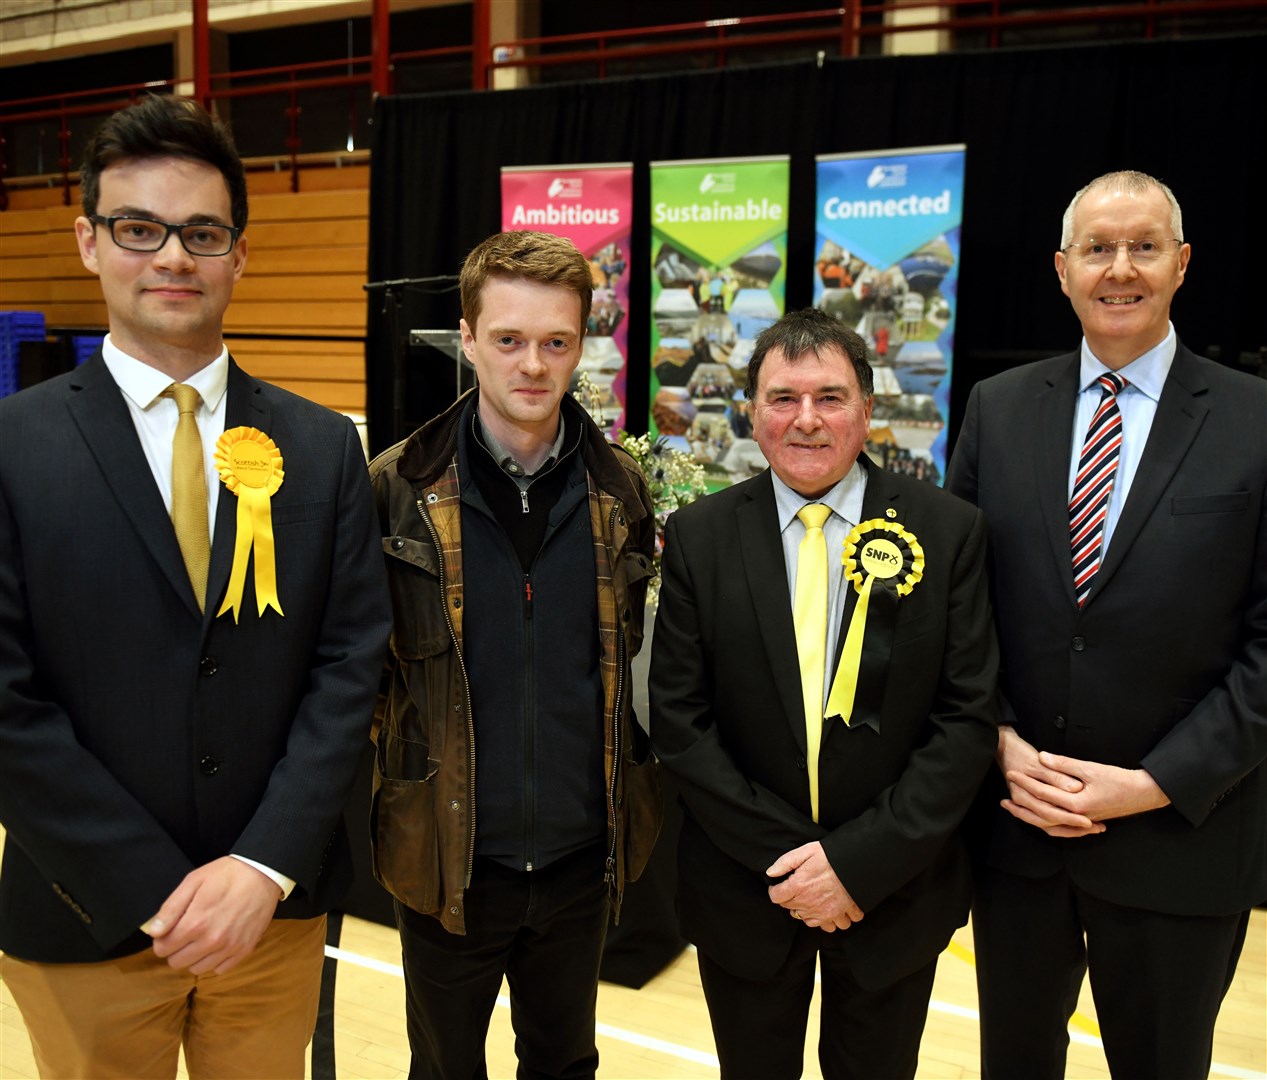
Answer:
[
  {"left": 765, "top": 841, "right": 864, "bottom": 932},
  {"left": 142, "top": 856, "right": 282, "bottom": 975},
  {"left": 997, "top": 725, "right": 1169, "bottom": 838}
]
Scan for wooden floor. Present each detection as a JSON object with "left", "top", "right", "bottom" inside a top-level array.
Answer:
[{"left": 1, "top": 835, "right": 1264, "bottom": 1079}]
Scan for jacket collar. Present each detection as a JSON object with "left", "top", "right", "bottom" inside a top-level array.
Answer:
[{"left": 396, "top": 389, "right": 647, "bottom": 523}]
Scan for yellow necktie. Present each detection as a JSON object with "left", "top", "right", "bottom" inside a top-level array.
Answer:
[
  {"left": 793, "top": 503, "right": 831, "bottom": 823},
  {"left": 163, "top": 383, "right": 210, "bottom": 612}
]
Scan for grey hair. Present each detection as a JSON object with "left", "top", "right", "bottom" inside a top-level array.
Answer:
[{"left": 1060, "top": 170, "right": 1183, "bottom": 250}]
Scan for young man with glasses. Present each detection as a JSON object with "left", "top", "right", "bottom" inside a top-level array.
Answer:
[
  {"left": 948, "top": 170, "right": 1267, "bottom": 1078},
  {"left": 0, "top": 95, "right": 391, "bottom": 1078}
]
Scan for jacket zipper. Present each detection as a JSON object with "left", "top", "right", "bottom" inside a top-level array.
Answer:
[
  {"left": 523, "top": 573, "right": 535, "bottom": 870},
  {"left": 417, "top": 497, "right": 478, "bottom": 891},
  {"left": 605, "top": 500, "right": 624, "bottom": 893}
]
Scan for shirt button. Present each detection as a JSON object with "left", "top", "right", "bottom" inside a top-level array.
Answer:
[
  {"left": 449, "top": 906, "right": 460, "bottom": 915},
  {"left": 1071, "top": 636, "right": 1087, "bottom": 652},
  {"left": 450, "top": 800, "right": 460, "bottom": 811},
  {"left": 199, "top": 756, "right": 220, "bottom": 776},
  {"left": 199, "top": 657, "right": 218, "bottom": 676}
]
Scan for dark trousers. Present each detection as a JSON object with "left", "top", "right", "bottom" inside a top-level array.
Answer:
[
  {"left": 974, "top": 865, "right": 1251, "bottom": 1080},
  {"left": 697, "top": 927, "right": 938, "bottom": 1080},
  {"left": 395, "top": 844, "right": 610, "bottom": 1080}
]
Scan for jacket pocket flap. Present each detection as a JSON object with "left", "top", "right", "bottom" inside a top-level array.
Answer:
[
  {"left": 383, "top": 534, "right": 439, "bottom": 573},
  {"left": 1171, "top": 491, "right": 1249, "bottom": 515}
]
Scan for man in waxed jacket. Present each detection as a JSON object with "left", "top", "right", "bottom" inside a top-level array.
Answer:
[{"left": 368, "top": 230, "right": 660, "bottom": 1080}]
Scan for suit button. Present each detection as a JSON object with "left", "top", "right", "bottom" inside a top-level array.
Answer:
[
  {"left": 1071, "top": 636, "right": 1086, "bottom": 652},
  {"left": 795, "top": 756, "right": 806, "bottom": 770},
  {"left": 449, "top": 905, "right": 460, "bottom": 915},
  {"left": 199, "top": 756, "right": 221, "bottom": 776},
  {"left": 199, "top": 657, "right": 218, "bottom": 676},
  {"left": 391, "top": 537, "right": 405, "bottom": 550},
  {"left": 1054, "top": 715, "right": 1067, "bottom": 730}
]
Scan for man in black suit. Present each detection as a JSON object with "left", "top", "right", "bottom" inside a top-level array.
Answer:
[
  {"left": 0, "top": 96, "right": 391, "bottom": 1078},
  {"left": 651, "top": 308, "right": 999, "bottom": 1079},
  {"left": 947, "top": 170, "right": 1267, "bottom": 1079}
]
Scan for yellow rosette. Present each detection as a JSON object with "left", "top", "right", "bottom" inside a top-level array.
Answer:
[
  {"left": 824, "top": 518, "right": 924, "bottom": 730},
  {"left": 214, "top": 426, "right": 285, "bottom": 622}
]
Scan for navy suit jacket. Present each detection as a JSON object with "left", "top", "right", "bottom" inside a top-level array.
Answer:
[
  {"left": 650, "top": 458, "right": 999, "bottom": 985},
  {"left": 0, "top": 354, "right": 391, "bottom": 961},
  {"left": 947, "top": 343, "right": 1267, "bottom": 914}
]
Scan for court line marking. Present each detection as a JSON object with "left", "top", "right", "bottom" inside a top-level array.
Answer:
[{"left": 325, "top": 942, "right": 1266, "bottom": 1078}]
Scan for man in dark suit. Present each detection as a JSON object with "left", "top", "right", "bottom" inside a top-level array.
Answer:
[
  {"left": 947, "top": 170, "right": 1267, "bottom": 1079},
  {"left": 0, "top": 96, "right": 390, "bottom": 1078},
  {"left": 651, "top": 307, "right": 999, "bottom": 1079}
]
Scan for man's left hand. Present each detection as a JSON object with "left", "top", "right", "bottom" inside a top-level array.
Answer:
[
  {"left": 766, "top": 842, "right": 865, "bottom": 932},
  {"left": 1005, "top": 752, "right": 1170, "bottom": 828},
  {"left": 143, "top": 857, "right": 282, "bottom": 975}
]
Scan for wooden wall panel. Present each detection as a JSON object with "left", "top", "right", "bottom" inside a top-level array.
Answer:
[{"left": 0, "top": 175, "right": 370, "bottom": 415}]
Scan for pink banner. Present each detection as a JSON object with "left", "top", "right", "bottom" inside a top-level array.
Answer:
[{"left": 501, "top": 164, "right": 633, "bottom": 434}]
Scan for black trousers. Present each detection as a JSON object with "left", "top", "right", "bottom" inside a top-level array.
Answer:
[
  {"left": 395, "top": 843, "right": 610, "bottom": 1080},
  {"left": 697, "top": 926, "right": 938, "bottom": 1080},
  {"left": 974, "top": 865, "right": 1251, "bottom": 1080}
]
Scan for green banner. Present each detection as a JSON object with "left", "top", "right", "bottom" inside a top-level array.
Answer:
[{"left": 649, "top": 156, "right": 789, "bottom": 489}]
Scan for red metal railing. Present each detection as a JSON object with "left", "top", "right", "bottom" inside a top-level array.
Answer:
[
  {"left": 487, "top": 0, "right": 1267, "bottom": 78},
  {"left": 2, "top": 0, "right": 1264, "bottom": 208}
]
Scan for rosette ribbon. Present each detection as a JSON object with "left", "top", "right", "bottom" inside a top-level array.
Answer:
[
  {"left": 213, "top": 426, "right": 285, "bottom": 622},
  {"left": 824, "top": 518, "right": 924, "bottom": 730}
]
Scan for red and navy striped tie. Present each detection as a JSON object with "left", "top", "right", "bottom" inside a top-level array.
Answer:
[{"left": 1070, "top": 372, "right": 1127, "bottom": 608}]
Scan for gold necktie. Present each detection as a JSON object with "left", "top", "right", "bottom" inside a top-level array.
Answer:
[
  {"left": 162, "top": 383, "right": 210, "bottom": 612},
  {"left": 793, "top": 503, "right": 832, "bottom": 823}
]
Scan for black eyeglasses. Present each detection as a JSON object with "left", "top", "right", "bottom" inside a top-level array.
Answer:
[{"left": 89, "top": 214, "right": 241, "bottom": 257}]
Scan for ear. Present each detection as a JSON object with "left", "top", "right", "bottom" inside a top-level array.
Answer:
[
  {"left": 75, "top": 216, "right": 101, "bottom": 276},
  {"left": 1054, "top": 249, "right": 1070, "bottom": 298},
  {"left": 1174, "top": 242, "right": 1191, "bottom": 289},
  {"left": 861, "top": 394, "right": 874, "bottom": 440},
  {"left": 231, "top": 232, "right": 248, "bottom": 282},
  {"left": 459, "top": 318, "right": 476, "bottom": 363}
]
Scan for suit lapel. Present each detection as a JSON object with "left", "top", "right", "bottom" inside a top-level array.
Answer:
[
  {"left": 737, "top": 473, "right": 807, "bottom": 752},
  {"left": 205, "top": 359, "right": 272, "bottom": 621},
  {"left": 1089, "top": 345, "right": 1208, "bottom": 602},
  {"left": 1034, "top": 354, "right": 1081, "bottom": 608},
  {"left": 66, "top": 356, "right": 202, "bottom": 616}
]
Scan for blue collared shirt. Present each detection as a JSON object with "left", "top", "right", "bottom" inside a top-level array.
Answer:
[
  {"left": 1068, "top": 324, "right": 1175, "bottom": 555},
  {"left": 772, "top": 461, "right": 868, "bottom": 710}
]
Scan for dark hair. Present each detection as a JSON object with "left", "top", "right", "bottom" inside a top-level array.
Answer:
[
  {"left": 745, "top": 307, "right": 874, "bottom": 400},
  {"left": 80, "top": 94, "right": 248, "bottom": 231},
  {"left": 460, "top": 231, "right": 593, "bottom": 335}
]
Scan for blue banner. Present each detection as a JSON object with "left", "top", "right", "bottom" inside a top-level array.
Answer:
[{"left": 814, "top": 145, "right": 966, "bottom": 486}]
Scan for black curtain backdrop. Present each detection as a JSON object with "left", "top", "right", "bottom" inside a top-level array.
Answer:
[{"left": 366, "top": 32, "right": 1267, "bottom": 457}]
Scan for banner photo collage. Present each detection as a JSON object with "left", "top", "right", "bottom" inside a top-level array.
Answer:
[
  {"left": 501, "top": 163, "right": 633, "bottom": 434},
  {"left": 815, "top": 145, "right": 965, "bottom": 484},
  {"left": 501, "top": 145, "right": 964, "bottom": 487}
]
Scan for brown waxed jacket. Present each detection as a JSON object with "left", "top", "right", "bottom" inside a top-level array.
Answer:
[{"left": 368, "top": 390, "right": 661, "bottom": 934}]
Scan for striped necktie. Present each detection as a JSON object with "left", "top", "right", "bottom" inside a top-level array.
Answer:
[
  {"left": 793, "top": 503, "right": 831, "bottom": 823},
  {"left": 162, "top": 383, "right": 210, "bottom": 612},
  {"left": 1070, "top": 372, "right": 1127, "bottom": 608}
]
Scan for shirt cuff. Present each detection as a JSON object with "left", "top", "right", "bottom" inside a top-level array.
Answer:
[{"left": 229, "top": 854, "right": 295, "bottom": 900}]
